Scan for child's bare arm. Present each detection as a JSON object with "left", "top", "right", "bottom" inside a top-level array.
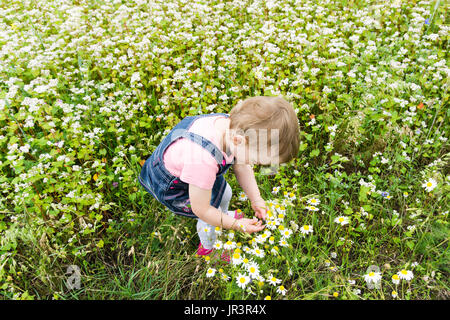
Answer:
[
  {"left": 232, "top": 164, "right": 261, "bottom": 202},
  {"left": 232, "top": 164, "right": 267, "bottom": 220},
  {"left": 189, "top": 184, "right": 265, "bottom": 233}
]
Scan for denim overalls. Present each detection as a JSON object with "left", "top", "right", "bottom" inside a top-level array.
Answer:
[{"left": 138, "top": 113, "right": 234, "bottom": 218}]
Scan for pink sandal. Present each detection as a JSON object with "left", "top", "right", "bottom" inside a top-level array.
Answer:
[
  {"left": 196, "top": 243, "right": 230, "bottom": 263},
  {"left": 196, "top": 211, "right": 243, "bottom": 263}
]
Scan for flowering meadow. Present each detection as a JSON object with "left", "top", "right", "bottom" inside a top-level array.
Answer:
[{"left": 0, "top": 0, "right": 449, "bottom": 300}]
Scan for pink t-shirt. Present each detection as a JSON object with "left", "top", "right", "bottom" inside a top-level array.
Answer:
[{"left": 162, "top": 115, "right": 234, "bottom": 190}]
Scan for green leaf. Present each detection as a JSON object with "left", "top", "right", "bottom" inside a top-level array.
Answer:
[
  {"left": 96, "top": 239, "right": 104, "bottom": 248},
  {"left": 359, "top": 185, "right": 370, "bottom": 203},
  {"left": 299, "top": 142, "right": 308, "bottom": 151},
  {"left": 406, "top": 240, "right": 414, "bottom": 250},
  {"left": 310, "top": 149, "right": 320, "bottom": 157}
]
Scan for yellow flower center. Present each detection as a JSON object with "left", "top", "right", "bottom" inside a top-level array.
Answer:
[
  {"left": 250, "top": 267, "right": 256, "bottom": 273},
  {"left": 427, "top": 182, "right": 432, "bottom": 187},
  {"left": 369, "top": 272, "right": 375, "bottom": 277},
  {"left": 392, "top": 274, "right": 399, "bottom": 280},
  {"left": 239, "top": 278, "right": 246, "bottom": 283},
  {"left": 339, "top": 218, "right": 344, "bottom": 223},
  {"left": 279, "top": 285, "right": 285, "bottom": 291},
  {"left": 303, "top": 225, "right": 310, "bottom": 230},
  {"left": 401, "top": 270, "right": 408, "bottom": 275}
]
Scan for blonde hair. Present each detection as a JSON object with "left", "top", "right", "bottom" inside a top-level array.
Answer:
[{"left": 229, "top": 96, "right": 300, "bottom": 163}]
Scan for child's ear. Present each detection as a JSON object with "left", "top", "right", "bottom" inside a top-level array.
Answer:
[{"left": 233, "top": 135, "right": 245, "bottom": 146}]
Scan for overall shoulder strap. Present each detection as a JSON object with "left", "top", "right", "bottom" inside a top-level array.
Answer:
[{"left": 169, "top": 129, "right": 225, "bottom": 165}]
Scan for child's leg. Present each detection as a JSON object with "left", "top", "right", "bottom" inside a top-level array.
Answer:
[
  {"left": 219, "top": 182, "right": 232, "bottom": 213},
  {"left": 197, "top": 183, "right": 234, "bottom": 250}
]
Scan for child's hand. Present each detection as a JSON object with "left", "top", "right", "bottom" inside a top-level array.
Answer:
[
  {"left": 235, "top": 217, "right": 265, "bottom": 234},
  {"left": 251, "top": 197, "right": 268, "bottom": 221}
]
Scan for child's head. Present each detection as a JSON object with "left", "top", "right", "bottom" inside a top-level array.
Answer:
[{"left": 226, "top": 96, "right": 300, "bottom": 165}]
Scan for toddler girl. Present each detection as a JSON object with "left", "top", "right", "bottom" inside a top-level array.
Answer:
[{"left": 139, "top": 96, "right": 300, "bottom": 261}]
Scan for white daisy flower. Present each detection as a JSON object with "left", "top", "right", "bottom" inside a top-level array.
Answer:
[
  {"left": 231, "top": 251, "right": 243, "bottom": 265},
  {"left": 422, "top": 178, "right": 437, "bottom": 192},
  {"left": 392, "top": 274, "right": 400, "bottom": 285},
  {"left": 272, "top": 186, "right": 280, "bottom": 194},
  {"left": 236, "top": 273, "right": 250, "bottom": 289},
  {"left": 206, "top": 268, "right": 216, "bottom": 278},
  {"left": 364, "top": 271, "right": 382, "bottom": 284},
  {"left": 223, "top": 240, "right": 236, "bottom": 250},
  {"left": 213, "top": 240, "right": 223, "bottom": 250},
  {"left": 267, "top": 275, "right": 281, "bottom": 286},
  {"left": 281, "top": 228, "right": 293, "bottom": 239},
  {"left": 271, "top": 246, "right": 280, "bottom": 255},
  {"left": 274, "top": 204, "right": 286, "bottom": 215},
  {"left": 242, "top": 246, "right": 252, "bottom": 254},
  {"left": 276, "top": 285, "right": 287, "bottom": 296},
  {"left": 221, "top": 273, "right": 230, "bottom": 281},
  {"left": 300, "top": 225, "right": 313, "bottom": 235},
  {"left": 398, "top": 269, "right": 414, "bottom": 281},
  {"left": 307, "top": 198, "right": 321, "bottom": 206},
  {"left": 238, "top": 192, "right": 248, "bottom": 201},
  {"left": 255, "top": 230, "right": 271, "bottom": 244},
  {"left": 266, "top": 220, "right": 278, "bottom": 230},
  {"left": 247, "top": 263, "right": 260, "bottom": 279},
  {"left": 305, "top": 205, "right": 319, "bottom": 212},
  {"left": 279, "top": 238, "right": 289, "bottom": 247},
  {"left": 214, "top": 226, "right": 222, "bottom": 235},
  {"left": 334, "top": 216, "right": 350, "bottom": 226},
  {"left": 252, "top": 247, "right": 265, "bottom": 258}
]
